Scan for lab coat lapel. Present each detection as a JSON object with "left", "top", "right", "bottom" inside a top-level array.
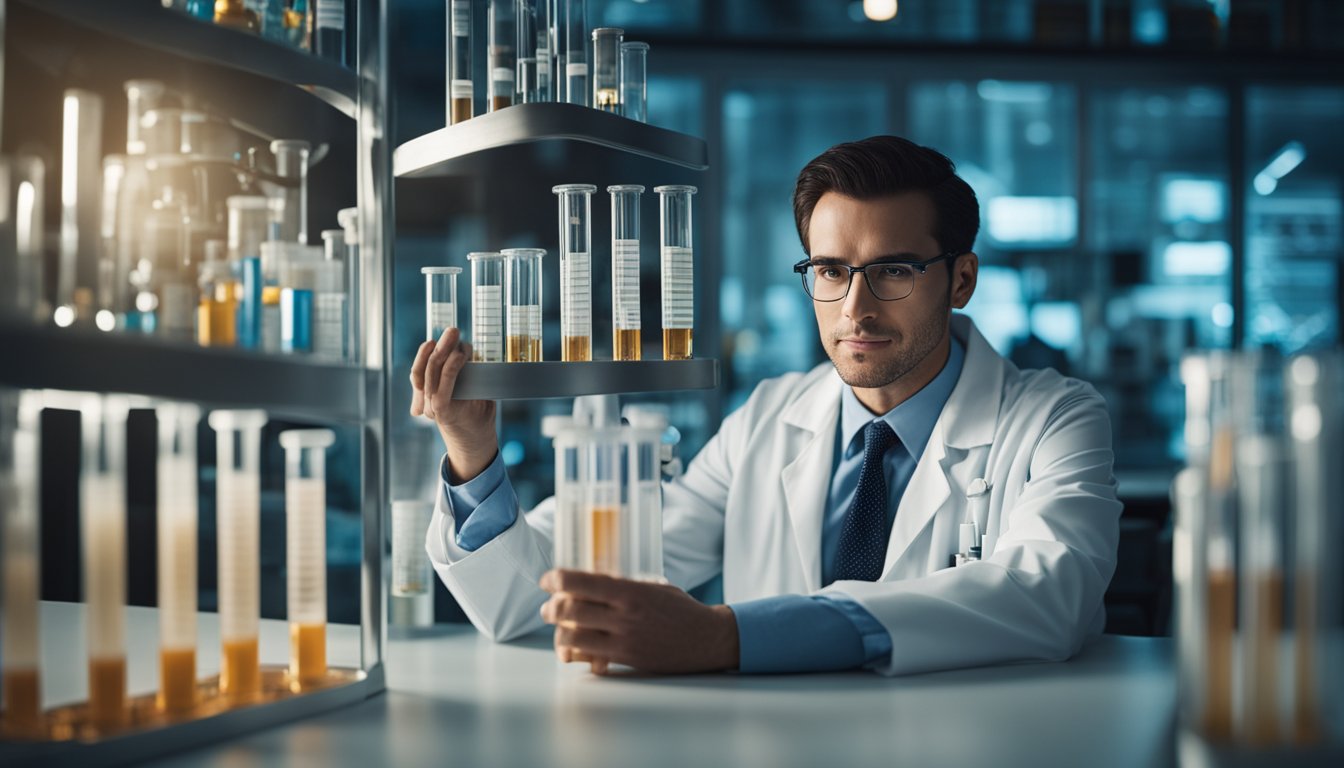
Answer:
[{"left": 778, "top": 369, "right": 844, "bottom": 593}]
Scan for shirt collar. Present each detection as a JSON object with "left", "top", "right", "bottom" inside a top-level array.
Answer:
[{"left": 839, "top": 336, "right": 966, "bottom": 461}]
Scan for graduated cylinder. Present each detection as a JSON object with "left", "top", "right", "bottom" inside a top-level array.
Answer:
[
  {"left": 1, "top": 391, "right": 42, "bottom": 728},
  {"left": 608, "top": 185, "right": 643, "bottom": 361},
  {"left": 279, "top": 429, "right": 335, "bottom": 689},
  {"left": 554, "top": 184, "right": 595, "bottom": 361},
  {"left": 503, "top": 248, "right": 545, "bottom": 362},
  {"left": 81, "top": 394, "right": 130, "bottom": 727},
  {"left": 655, "top": 185, "right": 696, "bottom": 360},
  {"left": 156, "top": 402, "right": 202, "bottom": 713},
  {"left": 468, "top": 252, "right": 505, "bottom": 362}
]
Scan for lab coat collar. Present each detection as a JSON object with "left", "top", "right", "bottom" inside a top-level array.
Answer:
[
  {"left": 939, "top": 314, "right": 1005, "bottom": 451},
  {"left": 838, "top": 335, "right": 966, "bottom": 463}
]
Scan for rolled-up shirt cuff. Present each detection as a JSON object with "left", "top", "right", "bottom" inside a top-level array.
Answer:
[
  {"left": 440, "top": 451, "right": 516, "bottom": 551},
  {"left": 728, "top": 594, "right": 871, "bottom": 674}
]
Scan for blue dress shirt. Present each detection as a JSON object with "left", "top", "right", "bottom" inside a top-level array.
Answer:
[{"left": 441, "top": 338, "right": 966, "bottom": 674}]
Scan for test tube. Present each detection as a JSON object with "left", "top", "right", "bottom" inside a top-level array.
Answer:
[
  {"left": 1, "top": 391, "right": 42, "bottom": 729},
  {"left": 156, "top": 402, "right": 201, "bottom": 713},
  {"left": 57, "top": 89, "right": 103, "bottom": 328},
  {"left": 608, "top": 185, "right": 643, "bottom": 361},
  {"left": 655, "top": 185, "right": 696, "bottom": 360},
  {"left": 390, "top": 500, "right": 434, "bottom": 627},
  {"left": 124, "top": 80, "right": 165, "bottom": 156},
  {"left": 591, "top": 28, "right": 623, "bottom": 113},
  {"left": 271, "top": 140, "right": 310, "bottom": 244},
  {"left": 585, "top": 429, "right": 623, "bottom": 575},
  {"left": 279, "top": 429, "right": 334, "bottom": 689},
  {"left": 313, "top": 0, "right": 346, "bottom": 65},
  {"left": 81, "top": 394, "right": 129, "bottom": 727},
  {"left": 312, "top": 259, "right": 347, "bottom": 361},
  {"left": 260, "top": 241, "right": 285, "bottom": 353},
  {"left": 468, "top": 252, "right": 505, "bottom": 362},
  {"left": 543, "top": 416, "right": 585, "bottom": 571},
  {"left": 337, "top": 207, "right": 362, "bottom": 364},
  {"left": 1200, "top": 352, "right": 1237, "bottom": 742},
  {"left": 488, "top": 0, "right": 517, "bottom": 112},
  {"left": 227, "top": 196, "right": 274, "bottom": 349},
  {"left": 620, "top": 42, "right": 648, "bottom": 123},
  {"left": 502, "top": 248, "right": 544, "bottom": 361},
  {"left": 447, "top": 0, "right": 474, "bottom": 123},
  {"left": 209, "top": 409, "right": 268, "bottom": 704},
  {"left": 516, "top": 0, "right": 539, "bottom": 103},
  {"left": 0, "top": 154, "right": 48, "bottom": 325},
  {"left": 534, "top": 0, "right": 552, "bottom": 101},
  {"left": 624, "top": 407, "right": 666, "bottom": 581},
  {"left": 562, "top": 0, "right": 588, "bottom": 106},
  {"left": 198, "top": 239, "right": 238, "bottom": 347},
  {"left": 281, "top": 245, "right": 324, "bottom": 354},
  {"left": 422, "top": 266, "right": 463, "bottom": 342},
  {"left": 553, "top": 184, "right": 595, "bottom": 361},
  {"left": 214, "top": 0, "right": 259, "bottom": 31},
  {"left": 142, "top": 200, "right": 197, "bottom": 341}
]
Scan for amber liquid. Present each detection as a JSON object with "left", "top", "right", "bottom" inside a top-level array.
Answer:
[
  {"left": 506, "top": 335, "right": 541, "bottom": 362},
  {"left": 289, "top": 622, "right": 328, "bottom": 688},
  {"left": 221, "top": 638, "right": 260, "bottom": 702},
  {"left": 562, "top": 336, "right": 591, "bottom": 362},
  {"left": 1294, "top": 569, "right": 1322, "bottom": 744},
  {"left": 491, "top": 96, "right": 512, "bottom": 112},
  {"left": 157, "top": 647, "right": 197, "bottom": 712},
  {"left": 1246, "top": 571, "right": 1283, "bottom": 746},
  {"left": 214, "top": 3, "right": 258, "bottom": 31},
  {"left": 595, "top": 87, "right": 620, "bottom": 111},
  {"left": 591, "top": 507, "right": 620, "bottom": 575},
  {"left": 1203, "top": 569, "right": 1235, "bottom": 742},
  {"left": 451, "top": 97, "right": 473, "bottom": 124},
  {"left": 614, "top": 328, "right": 641, "bottom": 361},
  {"left": 198, "top": 282, "right": 238, "bottom": 347},
  {"left": 663, "top": 328, "right": 693, "bottom": 360},
  {"left": 88, "top": 656, "right": 127, "bottom": 727},
  {"left": 2, "top": 668, "right": 40, "bottom": 726}
]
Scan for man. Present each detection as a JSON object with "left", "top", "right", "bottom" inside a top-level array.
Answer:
[{"left": 411, "top": 135, "right": 1121, "bottom": 676}]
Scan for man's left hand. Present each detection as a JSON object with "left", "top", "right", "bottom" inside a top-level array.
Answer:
[{"left": 539, "top": 569, "right": 740, "bottom": 675}]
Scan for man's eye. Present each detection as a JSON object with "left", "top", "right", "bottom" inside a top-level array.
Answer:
[
  {"left": 877, "top": 265, "right": 914, "bottom": 279},
  {"left": 818, "top": 267, "right": 845, "bottom": 280}
]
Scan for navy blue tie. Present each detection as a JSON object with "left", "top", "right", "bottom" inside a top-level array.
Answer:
[{"left": 834, "top": 420, "right": 898, "bottom": 582}]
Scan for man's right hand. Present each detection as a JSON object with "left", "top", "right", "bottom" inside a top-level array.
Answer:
[{"left": 410, "top": 327, "right": 498, "bottom": 484}]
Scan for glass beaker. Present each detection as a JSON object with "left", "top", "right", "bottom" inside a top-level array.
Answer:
[
  {"left": 279, "top": 428, "right": 334, "bottom": 689},
  {"left": 81, "top": 394, "right": 130, "bottom": 727},
  {"left": 422, "top": 266, "right": 463, "bottom": 343},
  {"left": 553, "top": 184, "right": 595, "bottom": 361},
  {"left": 390, "top": 500, "right": 435, "bottom": 627},
  {"left": 1, "top": 391, "right": 42, "bottom": 728},
  {"left": 155, "top": 401, "right": 201, "bottom": 713},
  {"left": 591, "top": 27, "right": 623, "bottom": 113},
  {"left": 488, "top": 0, "right": 517, "bottom": 112},
  {"left": 209, "top": 409, "right": 268, "bottom": 704},
  {"left": 620, "top": 42, "right": 648, "bottom": 123},
  {"left": 447, "top": 0, "right": 474, "bottom": 123},
  {"left": 655, "top": 185, "right": 696, "bottom": 360},
  {"left": 502, "top": 248, "right": 545, "bottom": 362},
  {"left": 562, "top": 0, "right": 588, "bottom": 106},
  {"left": 608, "top": 185, "right": 643, "bottom": 360},
  {"left": 270, "top": 139, "right": 310, "bottom": 244},
  {"left": 468, "top": 252, "right": 505, "bottom": 362}
]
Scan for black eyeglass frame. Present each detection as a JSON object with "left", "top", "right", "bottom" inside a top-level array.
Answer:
[{"left": 792, "top": 251, "right": 967, "bottom": 302}]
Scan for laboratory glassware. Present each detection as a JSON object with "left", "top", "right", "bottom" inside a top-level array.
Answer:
[
  {"left": 422, "top": 266, "right": 463, "bottom": 342},
  {"left": 0, "top": 154, "right": 47, "bottom": 324},
  {"left": 447, "top": 0, "right": 474, "bottom": 123},
  {"left": 591, "top": 27, "right": 623, "bottom": 113},
  {"left": 214, "top": 0, "right": 259, "bottom": 31},
  {"left": 156, "top": 402, "right": 201, "bottom": 713},
  {"left": 553, "top": 184, "right": 595, "bottom": 361},
  {"left": 260, "top": 0, "right": 287, "bottom": 42},
  {"left": 313, "top": 0, "right": 346, "bottom": 65},
  {"left": 1, "top": 391, "right": 41, "bottom": 728},
  {"left": 284, "top": 0, "right": 311, "bottom": 48},
  {"left": 271, "top": 140, "right": 310, "bottom": 244},
  {"left": 502, "top": 248, "right": 544, "bottom": 361},
  {"left": 139, "top": 200, "right": 196, "bottom": 340},
  {"left": 516, "top": 0, "right": 540, "bottom": 104},
  {"left": 544, "top": 415, "right": 585, "bottom": 571},
  {"left": 57, "top": 89, "right": 103, "bottom": 328},
  {"left": 260, "top": 241, "right": 286, "bottom": 352},
  {"left": 227, "top": 195, "right": 276, "bottom": 349},
  {"left": 123, "top": 80, "right": 165, "bottom": 156},
  {"left": 312, "top": 259, "right": 346, "bottom": 360},
  {"left": 655, "top": 185, "right": 697, "bottom": 360},
  {"left": 620, "top": 42, "right": 648, "bottom": 123},
  {"left": 623, "top": 406, "right": 666, "bottom": 581},
  {"left": 337, "top": 206, "right": 361, "bottom": 363},
  {"left": 562, "top": 0, "right": 587, "bottom": 106},
  {"left": 280, "top": 244, "right": 324, "bottom": 354},
  {"left": 608, "top": 185, "right": 643, "bottom": 360},
  {"left": 390, "top": 500, "right": 435, "bottom": 627},
  {"left": 468, "top": 252, "right": 505, "bottom": 362},
  {"left": 488, "top": 0, "right": 517, "bottom": 112},
  {"left": 279, "top": 429, "right": 335, "bottom": 689},
  {"left": 198, "top": 239, "right": 238, "bottom": 347},
  {"left": 99, "top": 155, "right": 128, "bottom": 330},
  {"left": 81, "top": 394, "right": 130, "bottom": 727},
  {"left": 209, "top": 409, "right": 268, "bottom": 704},
  {"left": 585, "top": 428, "right": 623, "bottom": 574},
  {"left": 534, "top": 0, "right": 552, "bottom": 101}
]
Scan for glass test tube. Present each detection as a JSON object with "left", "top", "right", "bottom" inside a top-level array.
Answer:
[
  {"left": 198, "top": 239, "right": 238, "bottom": 347},
  {"left": 156, "top": 402, "right": 201, "bottom": 713},
  {"left": 227, "top": 195, "right": 275, "bottom": 349},
  {"left": 544, "top": 416, "right": 585, "bottom": 571},
  {"left": 468, "top": 252, "right": 505, "bottom": 362},
  {"left": 608, "top": 185, "right": 643, "bottom": 361},
  {"left": 447, "top": 0, "right": 474, "bottom": 123},
  {"left": 279, "top": 429, "right": 334, "bottom": 689},
  {"left": 313, "top": 0, "right": 346, "bottom": 65},
  {"left": 534, "top": 0, "right": 552, "bottom": 101},
  {"left": 553, "top": 185, "right": 595, "bottom": 361},
  {"left": 620, "top": 42, "right": 648, "bottom": 123},
  {"left": 58, "top": 89, "right": 104, "bottom": 327},
  {"left": 488, "top": 0, "right": 517, "bottom": 112},
  {"left": 422, "top": 266, "right": 463, "bottom": 342},
  {"left": 2, "top": 391, "right": 42, "bottom": 728},
  {"left": 337, "top": 207, "right": 362, "bottom": 364},
  {"left": 1202, "top": 352, "right": 1237, "bottom": 742},
  {"left": 585, "top": 428, "right": 623, "bottom": 575},
  {"left": 562, "top": 0, "right": 588, "bottom": 106},
  {"left": 209, "top": 409, "right": 268, "bottom": 704},
  {"left": 2, "top": 155, "right": 47, "bottom": 324},
  {"left": 516, "top": 0, "right": 540, "bottom": 104},
  {"left": 591, "top": 27, "right": 623, "bottom": 113},
  {"left": 123, "top": 80, "right": 165, "bottom": 156},
  {"left": 655, "top": 185, "right": 696, "bottom": 360},
  {"left": 390, "top": 500, "right": 435, "bottom": 627},
  {"left": 280, "top": 244, "right": 325, "bottom": 354},
  {"left": 624, "top": 408, "right": 666, "bottom": 581},
  {"left": 312, "top": 249, "right": 347, "bottom": 361},
  {"left": 502, "top": 248, "right": 544, "bottom": 361},
  {"left": 271, "top": 140, "right": 310, "bottom": 244},
  {"left": 81, "top": 394, "right": 129, "bottom": 727}
]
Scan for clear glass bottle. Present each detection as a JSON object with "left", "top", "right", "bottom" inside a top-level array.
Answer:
[
  {"left": 591, "top": 27, "right": 623, "bottom": 113},
  {"left": 447, "top": 0, "right": 474, "bottom": 123},
  {"left": 608, "top": 185, "right": 643, "bottom": 360},
  {"left": 553, "top": 184, "right": 595, "bottom": 361}
]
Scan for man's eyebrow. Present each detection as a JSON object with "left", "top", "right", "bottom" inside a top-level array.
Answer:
[{"left": 808, "top": 253, "right": 926, "bottom": 266}]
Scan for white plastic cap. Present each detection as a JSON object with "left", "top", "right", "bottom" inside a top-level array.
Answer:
[
  {"left": 541, "top": 415, "right": 575, "bottom": 438},
  {"left": 959, "top": 522, "right": 979, "bottom": 554},
  {"left": 279, "top": 428, "right": 336, "bottom": 451}
]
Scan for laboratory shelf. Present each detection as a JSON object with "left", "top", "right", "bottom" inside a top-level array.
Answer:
[
  {"left": 0, "top": 323, "right": 368, "bottom": 422},
  {"left": 393, "top": 102, "right": 710, "bottom": 179},
  {"left": 13, "top": 0, "right": 358, "bottom": 118},
  {"left": 453, "top": 358, "right": 719, "bottom": 400}
]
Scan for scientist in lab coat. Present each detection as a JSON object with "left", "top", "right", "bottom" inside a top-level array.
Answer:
[{"left": 411, "top": 135, "right": 1121, "bottom": 677}]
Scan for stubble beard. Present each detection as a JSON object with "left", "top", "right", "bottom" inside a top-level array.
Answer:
[{"left": 824, "top": 292, "right": 951, "bottom": 390}]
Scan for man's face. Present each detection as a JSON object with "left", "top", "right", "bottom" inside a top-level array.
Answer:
[{"left": 807, "top": 191, "right": 976, "bottom": 395}]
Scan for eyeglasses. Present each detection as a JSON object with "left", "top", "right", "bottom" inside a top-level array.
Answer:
[{"left": 793, "top": 252, "right": 964, "bottom": 302}]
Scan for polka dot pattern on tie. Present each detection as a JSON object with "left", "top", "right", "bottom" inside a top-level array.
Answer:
[{"left": 833, "top": 420, "right": 898, "bottom": 582}]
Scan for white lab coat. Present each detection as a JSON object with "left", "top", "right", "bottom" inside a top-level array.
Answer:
[{"left": 426, "top": 314, "right": 1122, "bottom": 676}]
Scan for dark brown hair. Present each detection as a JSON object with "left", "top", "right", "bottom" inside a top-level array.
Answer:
[{"left": 792, "top": 135, "right": 980, "bottom": 261}]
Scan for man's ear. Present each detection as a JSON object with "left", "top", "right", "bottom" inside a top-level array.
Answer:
[{"left": 951, "top": 252, "right": 978, "bottom": 310}]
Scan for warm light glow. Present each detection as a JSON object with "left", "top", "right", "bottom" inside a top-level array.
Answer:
[
  {"left": 95, "top": 310, "right": 117, "bottom": 332},
  {"left": 15, "top": 181, "right": 36, "bottom": 256},
  {"left": 62, "top": 95, "right": 81, "bottom": 211},
  {"left": 863, "top": 0, "right": 898, "bottom": 22},
  {"left": 54, "top": 306, "right": 76, "bottom": 327}
]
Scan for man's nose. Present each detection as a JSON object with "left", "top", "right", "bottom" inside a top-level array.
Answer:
[{"left": 841, "top": 271, "right": 879, "bottom": 323}]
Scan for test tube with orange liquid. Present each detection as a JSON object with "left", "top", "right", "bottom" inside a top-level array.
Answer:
[
  {"left": 156, "top": 402, "right": 201, "bottom": 713},
  {"left": 279, "top": 429, "right": 335, "bottom": 690},
  {"left": 655, "top": 185, "right": 696, "bottom": 360},
  {"left": 81, "top": 394, "right": 130, "bottom": 728},
  {"left": 2, "top": 390, "right": 42, "bottom": 730}
]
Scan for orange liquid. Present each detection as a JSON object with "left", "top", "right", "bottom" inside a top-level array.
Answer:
[
  {"left": 158, "top": 647, "right": 197, "bottom": 713},
  {"left": 1247, "top": 571, "right": 1283, "bottom": 746},
  {"left": 506, "top": 335, "right": 541, "bottom": 362},
  {"left": 198, "top": 283, "right": 238, "bottom": 347},
  {"left": 1294, "top": 569, "right": 1322, "bottom": 744},
  {"left": 221, "top": 638, "right": 260, "bottom": 703},
  {"left": 88, "top": 656, "right": 126, "bottom": 727},
  {"left": 663, "top": 328, "right": 692, "bottom": 360},
  {"left": 289, "top": 622, "right": 328, "bottom": 687},
  {"left": 2, "top": 668, "right": 40, "bottom": 726},
  {"left": 614, "top": 329, "right": 641, "bottom": 361},
  {"left": 1203, "top": 570, "right": 1234, "bottom": 742},
  {"left": 591, "top": 507, "right": 620, "bottom": 575},
  {"left": 491, "top": 96, "right": 513, "bottom": 112},
  {"left": 562, "top": 336, "right": 591, "bottom": 362},
  {"left": 451, "top": 98, "right": 473, "bottom": 124},
  {"left": 595, "top": 87, "right": 620, "bottom": 111}
]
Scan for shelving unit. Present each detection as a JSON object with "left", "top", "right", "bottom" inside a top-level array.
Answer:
[{"left": 454, "top": 359, "right": 718, "bottom": 401}]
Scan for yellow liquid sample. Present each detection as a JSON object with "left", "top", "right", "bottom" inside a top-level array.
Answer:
[
  {"left": 591, "top": 507, "right": 620, "bottom": 575},
  {"left": 158, "top": 647, "right": 196, "bottom": 713},
  {"left": 2, "top": 668, "right": 40, "bottom": 726},
  {"left": 221, "top": 638, "right": 260, "bottom": 703},
  {"left": 562, "top": 336, "right": 591, "bottom": 362},
  {"left": 451, "top": 98, "right": 473, "bottom": 124},
  {"left": 614, "top": 328, "right": 641, "bottom": 361},
  {"left": 88, "top": 656, "right": 127, "bottom": 727},
  {"left": 1294, "top": 569, "right": 1322, "bottom": 744},
  {"left": 289, "top": 622, "right": 328, "bottom": 687},
  {"left": 1246, "top": 571, "right": 1282, "bottom": 746},
  {"left": 491, "top": 95, "right": 513, "bottom": 112},
  {"left": 663, "top": 328, "right": 693, "bottom": 360},
  {"left": 595, "top": 88, "right": 620, "bottom": 110},
  {"left": 1203, "top": 569, "right": 1234, "bottom": 742},
  {"left": 507, "top": 335, "right": 541, "bottom": 362},
  {"left": 198, "top": 282, "right": 238, "bottom": 347}
]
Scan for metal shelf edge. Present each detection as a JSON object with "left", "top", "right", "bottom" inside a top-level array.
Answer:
[{"left": 453, "top": 358, "right": 720, "bottom": 400}]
